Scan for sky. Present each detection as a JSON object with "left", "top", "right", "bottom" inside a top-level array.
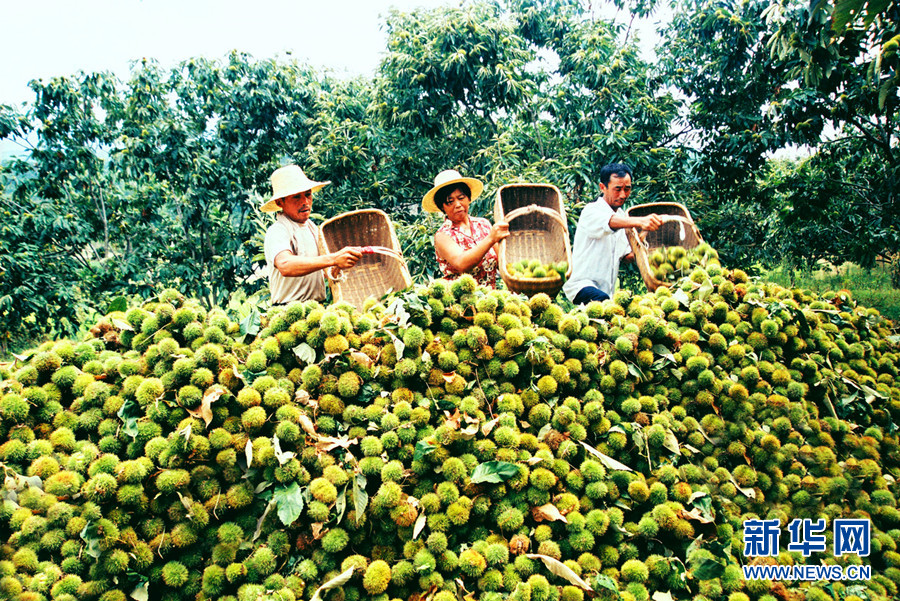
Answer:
[
  {"left": 0, "top": 0, "right": 454, "bottom": 107},
  {"left": 0, "top": 0, "right": 670, "bottom": 159},
  {"left": 1, "top": 0, "right": 670, "bottom": 106}
]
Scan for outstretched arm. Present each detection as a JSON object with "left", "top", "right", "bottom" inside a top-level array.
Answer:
[
  {"left": 608, "top": 213, "right": 663, "bottom": 232},
  {"left": 273, "top": 247, "right": 362, "bottom": 278}
]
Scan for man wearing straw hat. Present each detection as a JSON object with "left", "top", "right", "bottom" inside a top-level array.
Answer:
[
  {"left": 261, "top": 165, "right": 362, "bottom": 304},
  {"left": 563, "top": 163, "right": 662, "bottom": 304}
]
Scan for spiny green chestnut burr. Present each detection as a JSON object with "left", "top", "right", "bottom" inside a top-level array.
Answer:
[
  {"left": 2, "top": 260, "right": 898, "bottom": 601},
  {"left": 363, "top": 560, "right": 391, "bottom": 594}
]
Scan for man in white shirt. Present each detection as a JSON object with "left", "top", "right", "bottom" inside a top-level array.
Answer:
[
  {"left": 261, "top": 165, "right": 362, "bottom": 304},
  {"left": 563, "top": 163, "right": 662, "bottom": 304}
]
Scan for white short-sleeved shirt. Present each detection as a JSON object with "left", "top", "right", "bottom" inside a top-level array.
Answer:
[
  {"left": 562, "top": 199, "right": 633, "bottom": 302},
  {"left": 264, "top": 214, "right": 327, "bottom": 303}
]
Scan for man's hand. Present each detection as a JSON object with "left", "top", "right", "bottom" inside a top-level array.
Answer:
[
  {"left": 490, "top": 221, "right": 510, "bottom": 244},
  {"left": 332, "top": 247, "right": 363, "bottom": 270},
  {"left": 641, "top": 214, "right": 663, "bottom": 231}
]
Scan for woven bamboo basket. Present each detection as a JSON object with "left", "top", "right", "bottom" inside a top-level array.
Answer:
[
  {"left": 494, "top": 184, "right": 572, "bottom": 297},
  {"left": 318, "top": 209, "right": 412, "bottom": 308},
  {"left": 624, "top": 202, "right": 703, "bottom": 292}
]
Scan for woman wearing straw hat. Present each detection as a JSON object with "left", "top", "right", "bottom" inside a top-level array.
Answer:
[
  {"left": 262, "top": 165, "right": 362, "bottom": 304},
  {"left": 424, "top": 169, "right": 509, "bottom": 288}
]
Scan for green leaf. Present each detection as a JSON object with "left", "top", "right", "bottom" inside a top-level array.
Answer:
[
  {"left": 652, "top": 344, "right": 676, "bottom": 363},
  {"left": 672, "top": 288, "right": 690, "bottom": 307},
  {"left": 352, "top": 474, "right": 368, "bottom": 524},
  {"left": 335, "top": 486, "right": 347, "bottom": 524},
  {"left": 252, "top": 500, "right": 276, "bottom": 542},
  {"left": 80, "top": 521, "right": 103, "bottom": 559},
  {"left": 878, "top": 76, "right": 897, "bottom": 111},
  {"left": 579, "top": 440, "right": 634, "bottom": 472},
  {"left": 471, "top": 461, "right": 520, "bottom": 484},
  {"left": 129, "top": 580, "right": 149, "bottom": 601},
  {"left": 243, "top": 369, "right": 268, "bottom": 386},
  {"left": 691, "top": 553, "right": 726, "bottom": 580},
  {"left": 272, "top": 435, "right": 296, "bottom": 465},
  {"left": 662, "top": 429, "right": 681, "bottom": 455},
  {"left": 690, "top": 492, "right": 715, "bottom": 520},
  {"left": 385, "top": 297, "right": 412, "bottom": 327},
  {"left": 310, "top": 566, "right": 356, "bottom": 601},
  {"left": 357, "top": 382, "right": 379, "bottom": 406},
  {"left": 670, "top": 558, "right": 688, "bottom": 586},
  {"left": 112, "top": 318, "right": 134, "bottom": 332},
  {"left": 273, "top": 483, "right": 305, "bottom": 526},
  {"left": 626, "top": 363, "right": 646, "bottom": 381},
  {"left": 865, "top": 0, "right": 891, "bottom": 27},
  {"left": 108, "top": 296, "right": 128, "bottom": 313},
  {"left": 414, "top": 440, "right": 437, "bottom": 462},
  {"left": 696, "top": 280, "right": 713, "bottom": 302},
  {"left": 292, "top": 343, "right": 317, "bottom": 366},
  {"left": 116, "top": 397, "right": 142, "bottom": 439},
  {"left": 413, "top": 512, "right": 427, "bottom": 539},
  {"left": 591, "top": 573, "right": 619, "bottom": 594},
  {"left": 832, "top": 0, "right": 857, "bottom": 32},
  {"left": 239, "top": 308, "right": 261, "bottom": 337},
  {"left": 526, "top": 553, "right": 594, "bottom": 591}
]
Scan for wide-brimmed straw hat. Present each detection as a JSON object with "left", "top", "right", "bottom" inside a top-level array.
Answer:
[
  {"left": 421, "top": 169, "right": 484, "bottom": 213},
  {"left": 260, "top": 165, "right": 331, "bottom": 213}
]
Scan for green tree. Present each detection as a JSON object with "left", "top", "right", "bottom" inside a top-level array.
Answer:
[
  {"left": 0, "top": 54, "right": 326, "bottom": 350},
  {"left": 657, "top": 0, "right": 899, "bottom": 274}
]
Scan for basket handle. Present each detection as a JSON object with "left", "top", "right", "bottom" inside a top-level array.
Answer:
[
  {"left": 633, "top": 214, "right": 694, "bottom": 248},
  {"left": 326, "top": 245, "right": 408, "bottom": 282},
  {"left": 657, "top": 215, "right": 693, "bottom": 225},
  {"left": 503, "top": 204, "right": 568, "bottom": 229}
]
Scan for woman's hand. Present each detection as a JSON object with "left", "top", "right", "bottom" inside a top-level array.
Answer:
[
  {"left": 490, "top": 221, "right": 510, "bottom": 243},
  {"left": 436, "top": 219, "right": 506, "bottom": 275}
]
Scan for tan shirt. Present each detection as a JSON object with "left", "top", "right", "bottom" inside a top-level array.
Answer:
[{"left": 264, "top": 214, "right": 327, "bottom": 303}]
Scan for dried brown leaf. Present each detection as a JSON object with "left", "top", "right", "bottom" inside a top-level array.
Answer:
[
  {"left": 315, "top": 436, "right": 356, "bottom": 453},
  {"left": 531, "top": 503, "right": 568, "bottom": 523},
  {"left": 186, "top": 387, "right": 224, "bottom": 428},
  {"left": 678, "top": 507, "right": 714, "bottom": 524},
  {"left": 444, "top": 409, "right": 462, "bottom": 430},
  {"left": 350, "top": 351, "right": 373, "bottom": 369},
  {"left": 298, "top": 414, "right": 318, "bottom": 439},
  {"left": 311, "top": 523, "right": 326, "bottom": 540}
]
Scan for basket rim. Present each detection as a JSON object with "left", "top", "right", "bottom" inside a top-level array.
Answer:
[
  {"left": 319, "top": 207, "right": 392, "bottom": 229},
  {"left": 625, "top": 201, "right": 695, "bottom": 219},
  {"left": 496, "top": 182, "right": 563, "bottom": 194},
  {"left": 319, "top": 208, "right": 399, "bottom": 255}
]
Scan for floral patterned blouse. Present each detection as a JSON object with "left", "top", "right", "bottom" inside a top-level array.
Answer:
[{"left": 435, "top": 216, "right": 498, "bottom": 288}]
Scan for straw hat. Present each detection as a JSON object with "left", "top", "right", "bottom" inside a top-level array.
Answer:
[
  {"left": 421, "top": 169, "right": 484, "bottom": 213},
  {"left": 260, "top": 165, "right": 331, "bottom": 213}
]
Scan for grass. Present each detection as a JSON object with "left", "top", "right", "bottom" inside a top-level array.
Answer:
[
  {"left": 618, "top": 257, "right": 899, "bottom": 324},
  {"left": 761, "top": 260, "right": 900, "bottom": 322}
]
